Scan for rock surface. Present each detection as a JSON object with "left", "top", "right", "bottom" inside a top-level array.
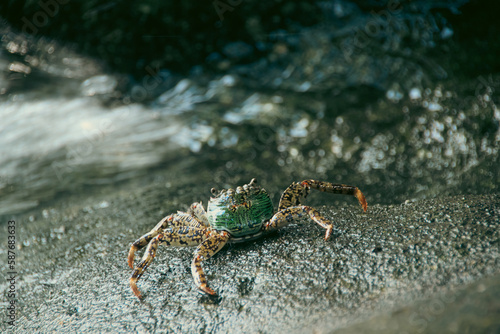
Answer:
[{"left": 2, "top": 191, "right": 498, "bottom": 333}]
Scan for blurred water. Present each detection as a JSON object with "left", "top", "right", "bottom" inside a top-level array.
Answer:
[{"left": 0, "top": 6, "right": 499, "bottom": 216}]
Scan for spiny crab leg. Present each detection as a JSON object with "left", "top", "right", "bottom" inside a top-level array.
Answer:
[
  {"left": 191, "top": 231, "right": 230, "bottom": 296},
  {"left": 266, "top": 180, "right": 368, "bottom": 240},
  {"left": 302, "top": 180, "right": 368, "bottom": 212},
  {"left": 129, "top": 227, "right": 207, "bottom": 299},
  {"left": 278, "top": 180, "right": 368, "bottom": 212},
  {"left": 264, "top": 205, "right": 334, "bottom": 240},
  {"left": 128, "top": 210, "right": 208, "bottom": 270},
  {"left": 128, "top": 245, "right": 138, "bottom": 269}
]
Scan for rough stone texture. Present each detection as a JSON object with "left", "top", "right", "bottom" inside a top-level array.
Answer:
[{"left": 2, "top": 191, "right": 498, "bottom": 333}]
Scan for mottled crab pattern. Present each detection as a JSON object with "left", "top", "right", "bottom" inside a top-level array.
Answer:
[{"left": 128, "top": 179, "right": 368, "bottom": 299}]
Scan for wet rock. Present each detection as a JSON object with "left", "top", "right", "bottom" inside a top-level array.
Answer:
[{"left": 3, "top": 192, "right": 498, "bottom": 333}]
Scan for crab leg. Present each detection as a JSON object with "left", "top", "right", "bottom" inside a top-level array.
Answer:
[
  {"left": 263, "top": 205, "right": 335, "bottom": 240},
  {"left": 128, "top": 211, "right": 205, "bottom": 268},
  {"left": 191, "top": 231, "right": 230, "bottom": 295},
  {"left": 278, "top": 180, "right": 368, "bottom": 212},
  {"left": 130, "top": 226, "right": 208, "bottom": 299}
]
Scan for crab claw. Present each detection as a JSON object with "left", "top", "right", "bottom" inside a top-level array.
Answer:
[{"left": 127, "top": 245, "right": 138, "bottom": 269}]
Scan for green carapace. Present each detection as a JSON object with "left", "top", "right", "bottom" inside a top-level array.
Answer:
[{"left": 207, "top": 185, "right": 273, "bottom": 237}]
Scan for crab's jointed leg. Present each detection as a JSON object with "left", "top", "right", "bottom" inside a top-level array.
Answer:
[
  {"left": 278, "top": 180, "right": 368, "bottom": 212},
  {"left": 266, "top": 180, "right": 368, "bottom": 240},
  {"left": 128, "top": 208, "right": 206, "bottom": 269},
  {"left": 191, "top": 230, "right": 230, "bottom": 296},
  {"left": 130, "top": 226, "right": 208, "bottom": 299},
  {"left": 264, "top": 205, "right": 335, "bottom": 240}
]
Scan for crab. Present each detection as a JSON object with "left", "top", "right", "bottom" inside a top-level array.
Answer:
[{"left": 128, "top": 178, "right": 367, "bottom": 299}]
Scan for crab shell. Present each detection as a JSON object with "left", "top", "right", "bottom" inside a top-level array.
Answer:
[{"left": 206, "top": 182, "right": 274, "bottom": 237}]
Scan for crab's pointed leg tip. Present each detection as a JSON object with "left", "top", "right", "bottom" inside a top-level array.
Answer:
[
  {"left": 130, "top": 278, "right": 142, "bottom": 299},
  {"left": 324, "top": 226, "right": 333, "bottom": 241},
  {"left": 200, "top": 284, "right": 217, "bottom": 296},
  {"left": 127, "top": 246, "right": 137, "bottom": 269},
  {"left": 354, "top": 189, "right": 368, "bottom": 212}
]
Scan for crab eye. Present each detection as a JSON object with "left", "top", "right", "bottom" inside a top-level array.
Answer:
[{"left": 211, "top": 188, "right": 218, "bottom": 196}]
